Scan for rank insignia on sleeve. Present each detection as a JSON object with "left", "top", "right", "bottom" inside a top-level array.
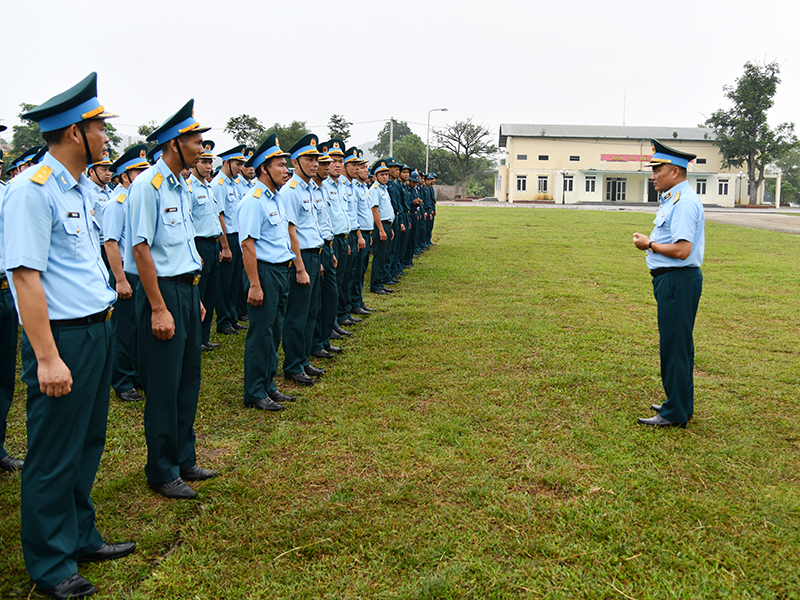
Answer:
[
  {"left": 151, "top": 173, "right": 164, "bottom": 190},
  {"left": 30, "top": 165, "right": 53, "bottom": 185}
]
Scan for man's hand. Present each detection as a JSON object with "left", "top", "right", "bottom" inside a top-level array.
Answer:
[
  {"left": 248, "top": 284, "right": 263, "bottom": 306},
  {"left": 633, "top": 232, "right": 651, "bottom": 251},
  {"left": 400, "top": 224, "right": 405, "bottom": 233},
  {"left": 357, "top": 235, "right": 366, "bottom": 250},
  {"left": 152, "top": 307, "right": 176, "bottom": 340},
  {"left": 379, "top": 229, "right": 387, "bottom": 242},
  {"left": 219, "top": 247, "right": 232, "bottom": 262},
  {"left": 296, "top": 268, "right": 310, "bottom": 286},
  {"left": 333, "top": 254, "right": 338, "bottom": 268},
  {"left": 200, "top": 301, "right": 206, "bottom": 322},
  {"left": 37, "top": 356, "right": 73, "bottom": 397},
  {"left": 116, "top": 278, "right": 133, "bottom": 300}
]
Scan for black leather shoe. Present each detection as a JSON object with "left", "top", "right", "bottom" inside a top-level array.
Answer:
[
  {"left": 200, "top": 343, "right": 214, "bottom": 352},
  {"left": 239, "top": 314, "right": 249, "bottom": 322},
  {"left": 41, "top": 574, "right": 97, "bottom": 599},
  {"left": 326, "top": 345, "right": 342, "bottom": 353},
  {"left": 389, "top": 279, "right": 400, "bottom": 285},
  {"left": 78, "top": 541, "right": 136, "bottom": 563},
  {"left": 268, "top": 390, "right": 296, "bottom": 403},
  {"left": 348, "top": 316, "right": 363, "bottom": 323},
  {"left": 206, "top": 342, "right": 221, "bottom": 348},
  {"left": 180, "top": 465, "right": 217, "bottom": 481},
  {"left": 333, "top": 326, "right": 353, "bottom": 336},
  {"left": 118, "top": 388, "right": 143, "bottom": 402},
  {"left": 0, "top": 455, "right": 23, "bottom": 472},
  {"left": 247, "top": 397, "right": 285, "bottom": 411},
  {"left": 305, "top": 365, "right": 325, "bottom": 377},
  {"left": 233, "top": 322, "right": 248, "bottom": 330},
  {"left": 217, "top": 326, "right": 239, "bottom": 335},
  {"left": 148, "top": 477, "right": 197, "bottom": 499},
  {"left": 329, "top": 330, "right": 344, "bottom": 339},
  {"left": 351, "top": 307, "right": 370, "bottom": 316},
  {"left": 340, "top": 318, "right": 358, "bottom": 326},
  {"left": 650, "top": 404, "right": 662, "bottom": 412},
  {"left": 637, "top": 415, "right": 687, "bottom": 428},
  {"left": 284, "top": 371, "right": 314, "bottom": 386},
  {"left": 311, "top": 349, "right": 334, "bottom": 359},
  {"left": 361, "top": 306, "right": 376, "bottom": 312},
  {"left": 383, "top": 287, "right": 394, "bottom": 293},
  {"left": 371, "top": 289, "right": 389, "bottom": 295}
]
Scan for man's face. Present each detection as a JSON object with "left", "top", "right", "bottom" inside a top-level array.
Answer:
[
  {"left": 229, "top": 159, "right": 244, "bottom": 178},
  {"left": 317, "top": 161, "right": 330, "bottom": 180},
  {"left": 329, "top": 156, "right": 343, "bottom": 177},
  {"left": 96, "top": 165, "right": 112, "bottom": 184},
  {"left": 377, "top": 171, "right": 389, "bottom": 185},
  {"left": 399, "top": 169, "right": 410, "bottom": 183},
  {"left": 180, "top": 167, "right": 191, "bottom": 179},
  {"left": 176, "top": 132, "right": 204, "bottom": 168},
  {"left": 242, "top": 165, "right": 255, "bottom": 180},
  {"left": 388, "top": 165, "right": 399, "bottom": 179},
  {"left": 344, "top": 160, "right": 358, "bottom": 179},
  {"left": 196, "top": 157, "right": 213, "bottom": 179},
  {"left": 650, "top": 164, "right": 678, "bottom": 192},
  {"left": 425, "top": 178, "right": 434, "bottom": 186},
  {"left": 357, "top": 162, "right": 369, "bottom": 181},
  {"left": 298, "top": 155, "right": 319, "bottom": 178},
  {"left": 267, "top": 157, "right": 290, "bottom": 187},
  {"left": 84, "top": 119, "right": 110, "bottom": 164}
]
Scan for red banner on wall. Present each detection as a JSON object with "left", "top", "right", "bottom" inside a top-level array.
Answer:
[{"left": 601, "top": 154, "right": 652, "bottom": 162}]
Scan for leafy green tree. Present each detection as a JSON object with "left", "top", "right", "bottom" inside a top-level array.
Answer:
[
  {"left": 393, "top": 134, "right": 426, "bottom": 171},
  {"left": 434, "top": 117, "right": 496, "bottom": 191},
  {"left": 328, "top": 114, "right": 352, "bottom": 144},
  {"left": 267, "top": 121, "right": 310, "bottom": 154},
  {"left": 370, "top": 120, "right": 413, "bottom": 158},
  {"left": 706, "top": 60, "right": 797, "bottom": 205},
  {"left": 225, "top": 114, "right": 266, "bottom": 147},
  {"left": 122, "top": 120, "right": 160, "bottom": 153},
  {"left": 105, "top": 122, "right": 122, "bottom": 159},
  {"left": 773, "top": 141, "right": 800, "bottom": 205},
  {"left": 11, "top": 103, "right": 43, "bottom": 156}
]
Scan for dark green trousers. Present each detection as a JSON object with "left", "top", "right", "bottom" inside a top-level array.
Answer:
[
  {"left": 313, "top": 245, "right": 337, "bottom": 353},
  {"left": 137, "top": 279, "right": 201, "bottom": 484},
  {"left": 338, "top": 232, "right": 358, "bottom": 322},
  {"left": 353, "top": 230, "right": 371, "bottom": 309},
  {"left": 243, "top": 261, "right": 290, "bottom": 403},
  {"left": 371, "top": 222, "right": 391, "bottom": 292},
  {"left": 653, "top": 267, "right": 703, "bottom": 423},
  {"left": 216, "top": 232, "right": 240, "bottom": 331},
  {"left": 109, "top": 272, "right": 140, "bottom": 394},
  {"left": 0, "top": 285, "right": 18, "bottom": 459},
  {"left": 195, "top": 237, "right": 219, "bottom": 345},
  {"left": 282, "top": 250, "right": 321, "bottom": 376},
  {"left": 20, "top": 320, "right": 112, "bottom": 588}
]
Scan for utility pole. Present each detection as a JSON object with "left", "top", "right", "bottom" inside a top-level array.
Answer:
[{"left": 389, "top": 117, "right": 394, "bottom": 157}]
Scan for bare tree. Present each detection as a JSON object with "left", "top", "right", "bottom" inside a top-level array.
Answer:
[{"left": 435, "top": 118, "right": 496, "bottom": 191}]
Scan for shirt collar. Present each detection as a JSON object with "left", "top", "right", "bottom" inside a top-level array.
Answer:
[
  {"left": 42, "top": 152, "right": 83, "bottom": 193},
  {"left": 157, "top": 159, "right": 190, "bottom": 193}
]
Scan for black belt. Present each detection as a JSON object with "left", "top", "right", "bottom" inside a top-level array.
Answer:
[
  {"left": 349, "top": 230, "right": 359, "bottom": 235},
  {"left": 381, "top": 220, "right": 392, "bottom": 225},
  {"left": 335, "top": 233, "right": 348, "bottom": 240},
  {"left": 323, "top": 239, "right": 333, "bottom": 247},
  {"left": 301, "top": 247, "right": 323, "bottom": 254},
  {"left": 196, "top": 235, "right": 220, "bottom": 243},
  {"left": 650, "top": 266, "right": 689, "bottom": 278},
  {"left": 259, "top": 259, "right": 293, "bottom": 268},
  {"left": 51, "top": 307, "right": 113, "bottom": 328},
  {"left": 158, "top": 273, "right": 201, "bottom": 285}
]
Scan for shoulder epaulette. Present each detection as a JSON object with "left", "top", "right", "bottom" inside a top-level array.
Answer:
[
  {"left": 151, "top": 173, "right": 164, "bottom": 190},
  {"left": 115, "top": 193, "right": 127, "bottom": 204},
  {"left": 289, "top": 180, "right": 297, "bottom": 189},
  {"left": 673, "top": 191, "right": 681, "bottom": 205},
  {"left": 30, "top": 165, "right": 53, "bottom": 186},
  {"left": 218, "top": 177, "right": 224, "bottom": 185},
  {"left": 253, "top": 188, "right": 262, "bottom": 199},
  {"left": 234, "top": 178, "right": 241, "bottom": 184},
  {"left": 372, "top": 182, "right": 379, "bottom": 189}
]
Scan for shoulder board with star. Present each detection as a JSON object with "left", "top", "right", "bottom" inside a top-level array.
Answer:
[
  {"left": 151, "top": 173, "right": 164, "bottom": 190},
  {"left": 115, "top": 193, "right": 127, "bottom": 204},
  {"left": 253, "top": 188, "right": 262, "bottom": 199},
  {"left": 30, "top": 165, "right": 53, "bottom": 185},
  {"left": 234, "top": 178, "right": 241, "bottom": 184},
  {"left": 218, "top": 177, "right": 224, "bottom": 185},
  {"left": 289, "top": 180, "right": 297, "bottom": 189},
  {"left": 672, "top": 191, "right": 680, "bottom": 204}
]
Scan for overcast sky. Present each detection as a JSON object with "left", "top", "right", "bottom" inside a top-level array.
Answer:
[{"left": 2, "top": 0, "right": 798, "bottom": 157}]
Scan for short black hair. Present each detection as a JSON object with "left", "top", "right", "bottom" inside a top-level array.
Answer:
[{"left": 42, "top": 126, "right": 68, "bottom": 147}]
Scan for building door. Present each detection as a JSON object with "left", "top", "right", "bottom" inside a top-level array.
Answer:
[
  {"left": 605, "top": 177, "right": 627, "bottom": 201},
  {"left": 647, "top": 180, "right": 658, "bottom": 202}
]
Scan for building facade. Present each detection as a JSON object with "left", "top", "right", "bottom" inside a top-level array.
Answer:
[{"left": 495, "top": 124, "right": 756, "bottom": 207}]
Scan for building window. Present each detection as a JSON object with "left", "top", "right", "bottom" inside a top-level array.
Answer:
[
  {"left": 585, "top": 176, "right": 596, "bottom": 193},
  {"left": 538, "top": 155, "right": 549, "bottom": 161},
  {"left": 538, "top": 176, "right": 548, "bottom": 192},
  {"left": 516, "top": 175, "right": 527, "bottom": 192},
  {"left": 696, "top": 179, "right": 707, "bottom": 195},
  {"left": 516, "top": 154, "right": 527, "bottom": 161},
  {"left": 696, "top": 158, "right": 707, "bottom": 164},
  {"left": 569, "top": 155, "right": 580, "bottom": 162},
  {"left": 718, "top": 179, "right": 729, "bottom": 195},
  {"left": 563, "top": 176, "right": 574, "bottom": 192}
]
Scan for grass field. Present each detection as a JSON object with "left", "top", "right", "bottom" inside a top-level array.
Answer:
[{"left": 2, "top": 206, "right": 800, "bottom": 599}]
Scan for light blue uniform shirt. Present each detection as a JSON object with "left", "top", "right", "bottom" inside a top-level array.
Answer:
[
  {"left": 236, "top": 176, "right": 255, "bottom": 199},
  {"left": 3, "top": 152, "right": 116, "bottom": 320},
  {"left": 311, "top": 179, "right": 333, "bottom": 241},
  {"left": 213, "top": 170, "right": 241, "bottom": 233},
  {"left": 90, "top": 181, "right": 111, "bottom": 243},
  {"left": 125, "top": 159, "right": 202, "bottom": 277},
  {"left": 354, "top": 180, "right": 374, "bottom": 231},
  {"left": 237, "top": 180, "right": 296, "bottom": 264},
  {"left": 369, "top": 181, "right": 394, "bottom": 223},
  {"left": 646, "top": 179, "right": 705, "bottom": 270},
  {"left": 340, "top": 175, "right": 359, "bottom": 231},
  {"left": 322, "top": 176, "right": 350, "bottom": 235},
  {"left": 0, "top": 182, "right": 8, "bottom": 275},
  {"left": 103, "top": 187, "right": 128, "bottom": 259},
  {"left": 188, "top": 173, "right": 223, "bottom": 238},
  {"left": 282, "top": 174, "right": 323, "bottom": 250}
]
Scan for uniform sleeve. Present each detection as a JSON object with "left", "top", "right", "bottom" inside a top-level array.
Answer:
[
  {"left": 669, "top": 201, "right": 701, "bottom": 244},
  {"left": 103, "top": 199, "right": 124, "bottom": 242},
  {"left": 4, "top": 182, "right": 52, "bottom": 272},
  {"left": 237, "top": 197, "right": 262, "bottom": 241},
  {"left": 127, "top": 177, "right": 158, "bottom": 247},
  {"left": 369, "top": 187, "right": 380, "bottom": 209},
  {"left": 283, "top": 189, "right": 301, "bottom": 226}
]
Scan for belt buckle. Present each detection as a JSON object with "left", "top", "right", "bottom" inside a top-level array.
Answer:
[
  {"left": 193, "top": 275, "right": 201, "bottom": 285},
  {"left": 105, "top": 307, "right": 114, "bottom": 322},
  {"left": 288, "top": 260, "right": 293, "bottom": 269},
  {"left": 0, "top": 280, "right": 8, "bottom": 290}
]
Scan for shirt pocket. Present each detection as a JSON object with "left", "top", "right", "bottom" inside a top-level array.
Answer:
[
  {"left": 160, "top": 209, "right": 185, "bottom": 246},
  {"left": 59, "top": 217, "right": 88, "bottom": 260}
]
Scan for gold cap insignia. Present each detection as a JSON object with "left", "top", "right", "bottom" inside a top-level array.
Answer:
[
  {"left": 311, "top": 138, "right": 316, "bottom": 146},
  {"left": 333, "top": 142, "right": 340, "bottom": 148},
  {"left": 275, "top": 138, "right": 280, "bottom": 147},
  {"left": 205, "top": 144, "right": 211, "bottom": 151},
  {"left": 140, "top": 149, "right": 147, "bottom": 158}
]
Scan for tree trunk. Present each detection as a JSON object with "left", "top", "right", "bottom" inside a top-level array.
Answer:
[{"left": 748, "top": 155, "right": 758, "bottom": 205}]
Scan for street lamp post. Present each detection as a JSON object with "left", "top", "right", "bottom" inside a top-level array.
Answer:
[
  {"left": 561, "top": 168, "right": 568, "bottom": 204},
  {"left": 426, "top": 108, "right": 448, "bottom": 173},
  {"left": 737, "top": 171, "right": 745, "bottom": 208}
]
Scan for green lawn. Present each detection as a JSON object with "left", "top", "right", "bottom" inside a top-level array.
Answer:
[{"left": 2, "top": 206, "right": 800, "bottom": 599}]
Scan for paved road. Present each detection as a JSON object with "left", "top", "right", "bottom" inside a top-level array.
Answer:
[{"left": 439, "top": 200, "right": 800, "bottom": 235}]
